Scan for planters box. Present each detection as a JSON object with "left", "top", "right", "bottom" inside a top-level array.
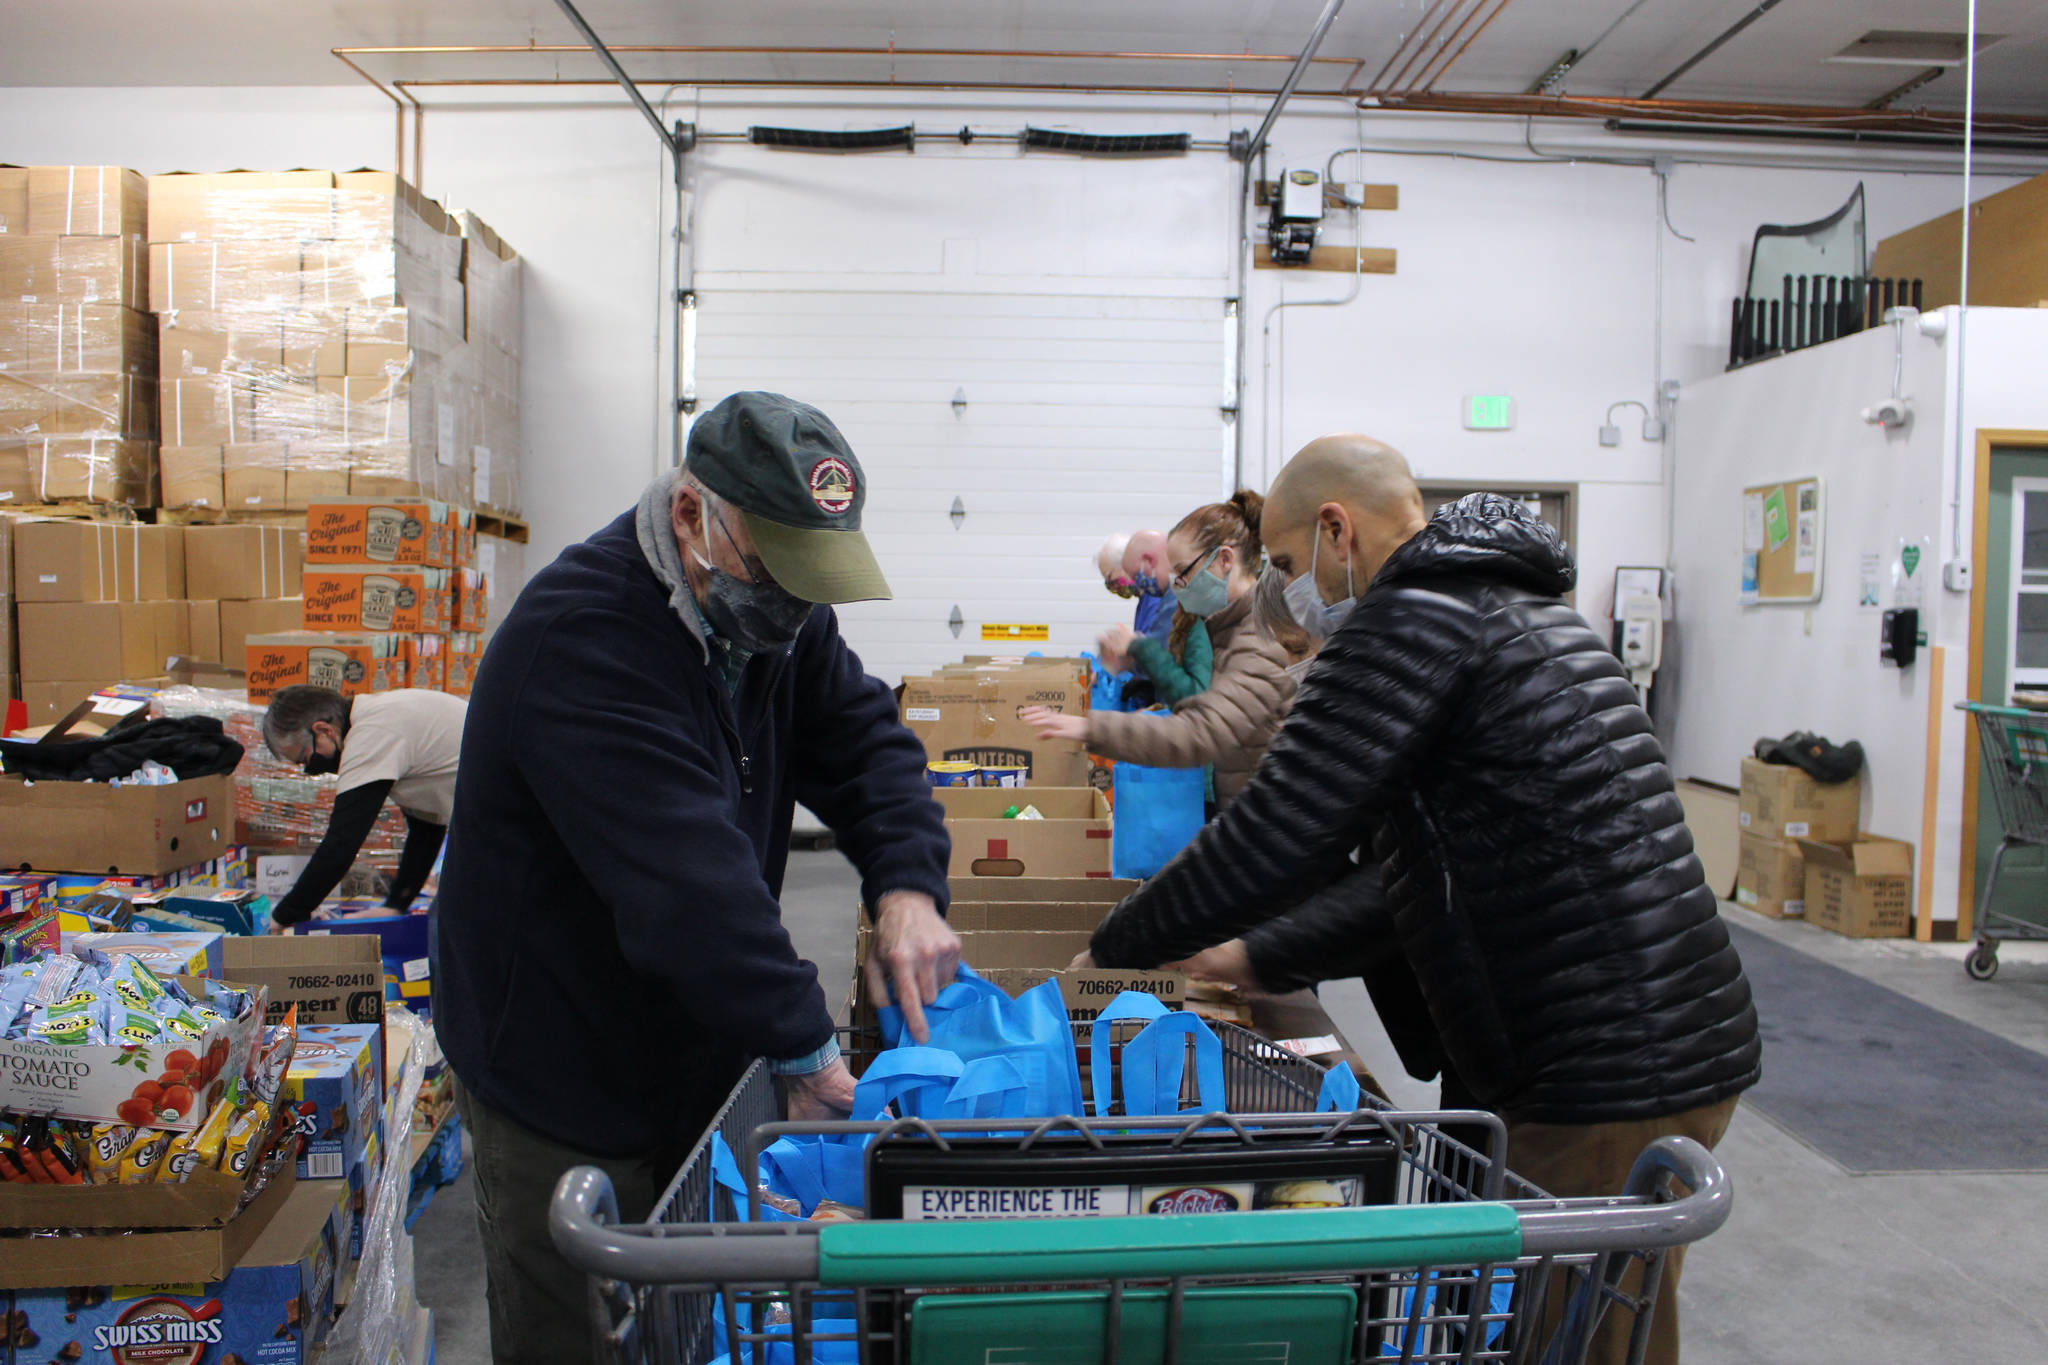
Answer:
[
  {"left": 0, "top": 972, "right": 262, "bottom": 1132},
  {"left": 0, "top": 1161, "right": 298, "bottom": 1292},
  {"left": 1734, "top": 831, "right": 1805, "bottom": 919},
  {"left": 935, "top": 787, "right": 1113, "bottom": 879},
  {"left": 3, "top": 1172, "right": 340, "bottom": 1361},
  {"left": 900, "top": 671, "right": 1091, "bottom": 788},
  {"left": 0, "top": 772, "right": 233, "bottom": 876},
  {"left": 305, "top": 498, "right": 457, "bottom": 567},
  {"left": 302, "top": 565, "right": 449, "bottom": 633},
  {"left": 1738, "top": 757, "right": 1859, "bottom": 842},
  {"left": 70, "top": 930, "right": 224, "bottom": 979},
  {"left": 224, "top": 935, "right": 385, "bottom": 1031},
  {"left": 283, "top": 1023, "right": 382, "bottom": 1181},
  {"left": 949, "top": 877, "right": 1138, "bottom": 904},
  {"left": 245, "top": 631, "right": 405, "bottom": 702},
  {"left": 1797, "top": 836, "right": 1913, "bottom": 939}
]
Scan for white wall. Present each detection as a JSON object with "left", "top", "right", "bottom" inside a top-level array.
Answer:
[
  {"left": 1669, "top": 307, "right": 2048, "bottom": 930},
  {"left": 0, "top": 83, "right": 2028, "bottom": 680}
]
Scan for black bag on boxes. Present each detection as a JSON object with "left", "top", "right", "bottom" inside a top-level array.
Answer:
[
  {"left": 0, "top": 717, "right": 245, "bottom": 781},
  {"left": 1752, "top": 730, "right": 1864, "bottom": 785}
]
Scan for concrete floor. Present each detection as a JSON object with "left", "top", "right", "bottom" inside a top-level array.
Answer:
[{"left": 414, "top": 850, "right": 2048, "bottom": 1363}]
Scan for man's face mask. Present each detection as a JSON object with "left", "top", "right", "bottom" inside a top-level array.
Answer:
[
  {"left": 1285, "top": 523, "right": 1356, "bottom": 640},
  {"left": 1104, "top": 575, "right": 1137, "bottom": 600},
  {"left": 691, "top": 503, "right": 814, "bottom": 650},
  {"left": 302, "top": 730, "right": 340, "bottom": 776},
  {"left": 1130, "top": 570, "right": 1168, "bottom": 598}
]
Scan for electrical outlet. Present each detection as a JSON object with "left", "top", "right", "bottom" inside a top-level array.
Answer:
[
  {"left": 1599, "top": 425, "right": 1621, "bottom": 447},
  {"left": 1642, "top": 417, "right": 1666, "bottom": 441},
  {"left": 1944, "top": 559, "right": 1972, "bottom": 592}
]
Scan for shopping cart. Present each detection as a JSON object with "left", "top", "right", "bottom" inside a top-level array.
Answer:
[
  {"left": 1957, "top": 701, "right": 2048, "bottom": 979},
  {"left": 551, "top": 1022, "right": 1730, "bottom": 1365}
]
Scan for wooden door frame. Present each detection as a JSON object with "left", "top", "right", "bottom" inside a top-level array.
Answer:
[{"left": 1958, "top": 428, "right": 2048, "bottom": 941}]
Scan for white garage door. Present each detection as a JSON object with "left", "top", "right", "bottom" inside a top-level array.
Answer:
[{"left": 692, "top": 289, "right": 1231, "bottom": 687}]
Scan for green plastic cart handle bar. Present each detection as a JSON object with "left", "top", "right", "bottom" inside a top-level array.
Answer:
[{"left": 815, "top": 1204, "right": 1522, "bottom": 1288}]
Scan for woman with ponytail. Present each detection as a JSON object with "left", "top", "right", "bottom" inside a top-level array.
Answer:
[{"left": 1025, "top": 490, "right": 1293, "bottom": 808}]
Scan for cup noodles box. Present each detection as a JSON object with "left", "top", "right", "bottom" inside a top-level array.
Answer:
[
  {"left": 445, "top": 631, "right": 482, "bottom": 697},
  {"left": 301, "top": 566, "right": 450, "bottom": 633},
  {"left": 3, "top": 1174, "right": 344, "bottom": 1365},
  {"left": 281, "top": 1022, "right": 383, "bottom": 1181},
  {"left": 304, "top": 498, "right": 457, "bottom": 568},
  {"left": 245, "top": 632, "right": 406, "bottom": 703}
]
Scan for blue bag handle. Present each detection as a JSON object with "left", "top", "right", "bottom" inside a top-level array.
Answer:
[
  {"left": 878, "top": 963, "right": 1007, "bottom": 1048},
  {"left": 1088, "top": 991, "right": 1171, "bottom": 1117},
  {"left": 1120, "top": 1011, "right": 1228, "bottom": 1117},
  {"left": 853, "top": 1046, "right": 963, "bottom": 1120},
  {"left": 942, "top": 1052, "right": 1045, "bottom": 1120},
  {"left": 1316, "top": 1059, "right": 1363, "bottom": 1113}
]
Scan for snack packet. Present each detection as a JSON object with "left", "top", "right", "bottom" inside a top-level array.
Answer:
[
  {"left": 808, "top": 1200, "right": 866, "bottom": 1223},
  {"left": 117, "top": 1129, "right": 171, "bottom": 1183},
  {"left": 26, "top": 1010, "right": 101, "bottom": 1046},
  {"left": 221, "top": 1101, "right": 270, "bottom": 1178},
  {"left": 86, "top": 1124, "right": 135, "bottom": 1184},
  {"left": 106, "top": 956, "right": 172, "bottom": 1013},
  {"left": 103, "top": 1003, "right": 164, "bottom": 1048},
  {"left": 250, "top": 1008, "right": 298, "bottom": 1107},
  {"left": 21, "top": 1120, "right": 83, "bottom": 1185}
]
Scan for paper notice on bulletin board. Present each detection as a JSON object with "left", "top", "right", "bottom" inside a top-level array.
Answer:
[
  {"left": 1743, "top": 493, "right": 1766, "bottom": 552},
  {"left": 1741, "top": 553, "right": 1760, "bottom": 604},
  {"left": 1858, "top": 551, "right": 1883, "bottom": 610},
  {"left": 1762, "top": 487, "right": 1791, "bottom": 552}
]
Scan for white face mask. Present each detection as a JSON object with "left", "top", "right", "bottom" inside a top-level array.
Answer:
[{"left": 1285, "top": 524, "right": 1356, "bottom": 639}]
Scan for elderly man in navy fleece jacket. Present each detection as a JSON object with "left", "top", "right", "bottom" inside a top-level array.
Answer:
[{"left": 431, "top": 392, "right": 957, "bottom": 1365}]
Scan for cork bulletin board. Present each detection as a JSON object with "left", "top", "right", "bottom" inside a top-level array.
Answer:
[{"left": 1741, "top": 477, "right": 1824, "bottom": 604}]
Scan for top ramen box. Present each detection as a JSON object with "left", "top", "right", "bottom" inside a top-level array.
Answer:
[{"left": 304, "top": 497, "right": 458, "bottom": 568}]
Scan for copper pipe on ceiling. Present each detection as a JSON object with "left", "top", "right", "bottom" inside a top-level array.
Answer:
[
  {"left": 335, "top": 42, "right": 1359, "bottom": 66},
  {"left": 1365, "top": 88, "right": 2048, "bottom": 134},
  {"left": 1364, "top": 0, "right": 1453, "bottom": 91},
  {"left": 1380, "top": 0, "right": 1478, "bottom": 94},
  {"left": 1417, "top": 0, "right": 1522, "bottom": 93},
  {"left": 332, "top": 47, "right": 409, "bottom": 179},
  {"left": 388, "top": 75, "right": 1350, "bottom": 98},
  {"left": 1400, "top": 0, "right": 1497, "bottom": 94}
]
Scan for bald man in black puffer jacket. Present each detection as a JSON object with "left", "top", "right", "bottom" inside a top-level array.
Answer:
[{"left": 1087, "top": 436, "right": 1758, "bottom": 1365}]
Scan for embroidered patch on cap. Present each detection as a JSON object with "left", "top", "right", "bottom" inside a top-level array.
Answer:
[{"left": 809, "top": 456, "right": 855, "bottom": 514}]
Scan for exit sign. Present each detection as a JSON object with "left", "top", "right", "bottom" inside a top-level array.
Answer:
[{"left": 1463, "top": 395, "right": 1516, "bottom": 431}]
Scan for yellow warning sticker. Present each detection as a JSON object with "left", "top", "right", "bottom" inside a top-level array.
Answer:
[{"left": 980, "top": 623, "right": 1051, "bottom": 642}]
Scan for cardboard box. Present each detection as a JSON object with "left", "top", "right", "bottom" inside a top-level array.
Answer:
[
  {"left": 978, "top": 968, "right": 1185, "bottom": 1023},
  {"left": 245, "top": 631, "right": 406, "bottom": 702},
  {"left": 0, "top": 771, "right": 233, "bottom": 875},
  {"left": 157, "top": 307, "right": 285, "bottom": 378},
  {"left": 901, "top": 668, "right": 1091, "bottom": 788},
  {"left": 305, "top": 497, "right": 456, "bottom": 567},
  {"left": 0, "top": 965, "right": 258, "bottom": 1132},
  {"left": 406, "top": 632, "right": 447, "bottom": 691},
  {"left": 222, "top": 439, "right": 288, "bottom": 510},
  {"left": 286, "top": 442, "right": 353, "bottom": 508},
  {"left": 186, "top": 597, "right": 222, "bottom": 661},
  {"left": 147, "top": 169, "right": 339, "bottom": 243},
  {"left": 26, "top": 165, "right": 147, "bottom": 238},
  {"left": 0, "top": 303, "right": 155, "bottom": 375},
  {"left": 224, "top": 933, "right": 385, "bottom": 1031},
  {"left": 1734, "top": 831, "right": 1805, "bottom": 918},
  {"left": 13, "top": 521, "right": 185, "bottom": 603},
  {"left": 4, "top": 1172, "right": 340, "bottom": 1361},
  {"left": 161, "top": 375, "right": 254, "bottom": 447},
  {"left": 946, "top": 901, "right": 1115, "bottom": 932},
  {"left": 0, "top": 167, "right": 25, "bottom": 235},
  {"left": 949, "top": 876, "right": 1139, "bottom": 904},
  {"left": 1739, "top": 757, "right": 1859, "bottom": 842},
  {"left": 16, "top": 233, "right": 147, "bottom": 310},
  {"left": 220, "top": 597, "right": 305, "bottom": 666},
  {"left": 1798, "top": 836, "right": 1913, "bottom": 939},
  {"left": 0, "top": 1160, "right": 298, "bottom": 1291},
  {"left": 453, "top": 565, "right": 487, "bottom": 632},
  {"left": 283, "top": 1023, "right": 382, "bottom": 1180},
  {"left": 159, "top": 443, "right": 225, "bottom": 508},
  {"left": 278, "top": 306, "right": 349, "bottom": 379},
  {"left": 20, "top": 435, "right": 153, "bottom": 504},
  {"left": 147, "top": 239, "right": 301, "bottom": 313},
  {"left": 446, "top": 629, "right": 482, "bottom": 697},
  {"left": 935, "top": 787, "right": 1114, "bottom": 878},
  {"left": 71, "top": 929, "right": 225, "bottom": 979},
  {"left": 185, "top": 523, "right": 302, "bottom": 598},
  {"left": 302, "top": 565, "right": 448, "bottom": 633},
  {"left": 17, "top": 599, "right": 187, "bottom": 683}
]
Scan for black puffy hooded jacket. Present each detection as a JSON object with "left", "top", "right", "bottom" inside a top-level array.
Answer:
[{"left": 1092, "top": 494, "right": 1761, "bottom": 1125}]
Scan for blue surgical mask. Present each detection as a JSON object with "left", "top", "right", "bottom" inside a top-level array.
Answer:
[
  {"left": 1175, "top": 549, "right": 1230, "bottom": 618},
  {"left": 1285, "top": 531, "right": 1355, "bottom": 639}
]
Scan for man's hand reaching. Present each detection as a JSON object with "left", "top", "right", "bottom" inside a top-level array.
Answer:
[
  {"left": 866, "top": 891, "right": 962, "bottom": 1045},
  {"left": 1163, "top": 938, "right": 1267, "bottom": 996},
  {"left": 781, "top": 1057, "right": 857, "bottom": 1121}
]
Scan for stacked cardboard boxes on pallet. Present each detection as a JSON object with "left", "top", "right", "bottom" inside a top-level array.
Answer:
[
  {"left": 148, "top": 169, "right": 521, "bottom": 517},
  {"left": 246, "top": 498, "right": 480, "bottom": 701},
  {"left": 0, "top": 165, "right": 158, "bottom": 506},
  {"left": 1734, "top": 756, "right": 1909, "bottom": 937}
]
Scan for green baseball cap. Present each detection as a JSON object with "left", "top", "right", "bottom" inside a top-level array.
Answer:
[{"left": 686, "top": 391, "right": 891, "bottom": 604}]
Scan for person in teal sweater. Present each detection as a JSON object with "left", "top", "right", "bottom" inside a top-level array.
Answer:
[{"left": 1100, "top": 615, "right": 1212, "bottom": 704}]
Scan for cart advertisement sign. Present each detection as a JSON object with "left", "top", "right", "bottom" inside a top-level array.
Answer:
[
  {"left": 900, "top": 1176, "right": 1363, "bottom": 1221},
  {"left": 0, "top": 982, "right": 262, "bottom": 1131}
]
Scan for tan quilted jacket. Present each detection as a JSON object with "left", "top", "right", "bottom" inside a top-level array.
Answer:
[{"left": 1084, "top": 590, "right": 1296, "bottom": 806}]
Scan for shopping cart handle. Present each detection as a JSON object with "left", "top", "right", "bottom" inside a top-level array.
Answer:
[
  {"left": 1515, "top": 1136, "right": 1731, "bottom": 1257},
  {"left": 815, "top": 1204, "right": 1522, "bottom": 1288},
  {"left": 551, "top": 1166, "right": 824, "bottom": 1285}
]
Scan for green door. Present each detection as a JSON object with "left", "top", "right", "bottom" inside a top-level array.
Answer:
[{"left": 1971, "top": 451, "right": 2048, "bottom": 930}]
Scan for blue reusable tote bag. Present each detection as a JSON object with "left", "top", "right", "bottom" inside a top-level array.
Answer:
[{"left": 1111, "top": 757, "right": 1207, "bottom": 879}]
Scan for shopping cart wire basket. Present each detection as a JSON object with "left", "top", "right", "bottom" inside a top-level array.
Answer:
[
  {"left": 1957, "top": 700, "right": 2048, "bottom": 979},
  {"left": 551, "top": 1021, "right": 1731, "bottom": 1365}
]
